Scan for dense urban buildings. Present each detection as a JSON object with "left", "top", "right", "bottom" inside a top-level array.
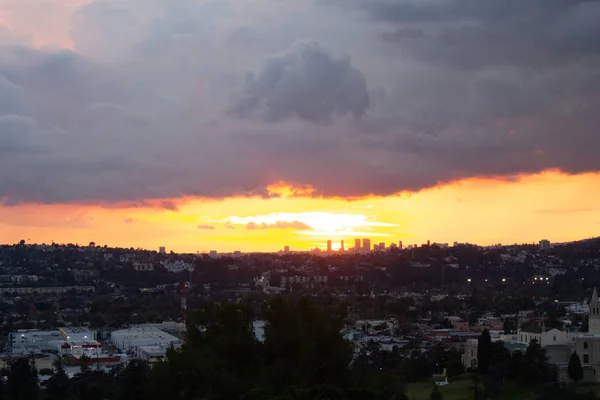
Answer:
[{"left": 0, "top": 236, "right": 599, "bottom": 398}]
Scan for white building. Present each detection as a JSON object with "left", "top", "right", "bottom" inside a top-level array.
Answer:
[
  {"left": 9, "top": 327, "right": 97, "bottom": 355},
  {"left": 59, "top": 327, "right": 96, "bottom": 342},
  {"left": 571, "top": 289, "right": 600, "bottom": 376},
  {"left": 133, "top": 345, "right": 170, "bottom": 363},
  {"left": 161, "top": 260, "right": 193, "bottom": 273},
  {"left": 552, "top": 288, "right": 600, "bottom": 383},
  {"left": 516, "top": 326, "right": 573, "bottom": 347},
  {"left": 9, "top": 330, "right": 63, "bottom": 354},
  {"left": 565, "top": 301, "right": 589, "bottom": 315},
  {"left": 111, "top": 326, "right": 181, "bottom": 357},
  {"left": 133, "top": 262, "right": 154, "bottom": 271}
]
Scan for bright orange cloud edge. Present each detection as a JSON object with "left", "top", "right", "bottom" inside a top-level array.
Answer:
[{"left": 1, "top": 168, "right": 596, "bottom": 210}]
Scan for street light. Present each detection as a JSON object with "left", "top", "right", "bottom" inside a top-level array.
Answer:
[
  {"left": 502, "top": 278, "right": 506, "bottom": 282},
  {"left": 467, "top": 278, "right": 472, "bottom": 282}
]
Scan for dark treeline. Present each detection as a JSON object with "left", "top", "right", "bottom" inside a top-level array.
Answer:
[
  {"left": 1, "top": 297, "right": 411, "bottom": 400},
  {"left": 1, "top": 298, "right": 599, "bottom": 400}
]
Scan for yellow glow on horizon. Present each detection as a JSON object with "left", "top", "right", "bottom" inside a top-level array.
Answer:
[{"left": 1, "top": 170, "right": 600, "bottom": 253}]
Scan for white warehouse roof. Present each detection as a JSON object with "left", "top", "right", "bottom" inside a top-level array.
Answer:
[{"left": 111, "top": 326, "right": 180, "bottom": 351}]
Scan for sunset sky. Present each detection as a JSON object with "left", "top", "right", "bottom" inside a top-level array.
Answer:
[{"left": 1, "top": 0, "right": 599, "bottom": 253}]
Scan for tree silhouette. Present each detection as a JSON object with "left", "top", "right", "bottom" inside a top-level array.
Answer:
[
  {"left": 44, "top": 357, "right": 71, "bottom": 400},
  {"left": 477, "top": 329, "right": 492, "bottom": 374},
  {"left": 5, "top": 356, "right": 39, "bottom": 400},
  {"left": 116, "top": 360, "right": 150, "bottom": 400},
  {"left": 79, "top": 354, "right": 92, "bottom": 374},
  {"left": 430, "top": 384, "right": 443, "bottom": 400},
  {"left": 568, "top": 352, "right": 584, "bottom": 383}
]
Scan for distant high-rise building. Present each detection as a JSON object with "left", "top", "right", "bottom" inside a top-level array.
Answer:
[
  {"left": 209, "top": 250, "right": 218, "bottom": 258},
  {"left": 159, "top": 246, "right": 166, "bottom": 254},
  {"left": 398, "top": 241, "right": 403, "bottom": 250},
  {"left": 362, "top": 238, "right": 371, "bottom": 252},
  {"left": 284, "top": 246, "right": 290, "bottom": 253},
  {"left": 327, "top": 240, "right": 332, "bottom": 253},
  {"left": 539, "top": 239, "right": 550, "bottom": 251},
  {"left": 379, "top": 242, "right": 385, "bottom": 250},
  {"left": 354, "top": 239, "right": 361, "bottom": 252},
  {"left": 340, "top": 240, "right": 344, "bottom": 252}
]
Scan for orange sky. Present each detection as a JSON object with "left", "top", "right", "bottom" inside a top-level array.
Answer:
[{"left": 2, "top": 171, "right": 599, "bottom": 253}]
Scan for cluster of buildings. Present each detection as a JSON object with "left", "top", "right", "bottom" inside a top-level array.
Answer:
[
  {"left": 305, "top": 239, "right": 406, "bottom": 255},
  {"left": 8, "top": 327, "right": 117, "bottom": 365},
  {"left": 5, "top": 324, "right": 183, "bottom": 368},
  {"left": 110, "top": 325, "right": 181, "bottom": 363},
  {"left": 462, "top": 288, "right": 600, "bottom": 383}
]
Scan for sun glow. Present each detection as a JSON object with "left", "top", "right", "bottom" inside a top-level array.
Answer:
[
  {"left": 227, "top": 212, "right": 398, "bottom": 237},
  {"left": 2, "top": 171, "right": 600, "bottom": 252}
]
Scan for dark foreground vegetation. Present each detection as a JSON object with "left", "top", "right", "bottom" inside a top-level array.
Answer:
[{"left": 0, "top": 297, "right": 599, "bottom": 400}]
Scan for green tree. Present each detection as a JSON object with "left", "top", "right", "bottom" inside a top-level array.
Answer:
[
  {"left": 44, "top": 357, "right": 71, "bottom": 400},
  {"left": 116, "top": 360, "right": 150, "bottom": 400},
  {"left": 145, "top": 297, "right": 372, "bottom": 400},
  {"left": 5, "top": 356, "right": 39, "bottom": 400},
  {"left": 79, "top": 354, "right": 91, "bottom": 374},
  {"left": 263, "top": 297, "right": 353, "bottom": 391},
  {"left": 519, "top": 339, "right": 550, "bottom": 386},
  {"left": 568, "top": 352, "right": 584, "bottom": 383},
  {"left": 429, "top": 384, "right": 443, "bottom": 400},
  {"left": 71, "top": 370, "right": 117, "bottom": 400},
  {"left": 477, "top": 329, "right": 492, "bottom": 374},
  {"left": 146, "top": 301, "right": 262, "bottom": 400}
]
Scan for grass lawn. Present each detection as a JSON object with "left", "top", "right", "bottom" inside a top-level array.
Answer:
[
  {"left": 575, "top": 383, "right": 600, "bottom": 397},
  {"left": 407, "top": 376, "right": 600, "bottom": 400},
  {"left": 406, "top": 376, "right": 472, "bottom": 400},
  {"left": 406, "top": 376, "right": 539, "bottom": 400}
]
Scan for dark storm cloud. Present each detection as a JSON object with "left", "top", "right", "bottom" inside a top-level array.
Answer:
[
  {"left": 366, "top": 0, "right": 600, "bottom": 69},
  {"left": 0, "top": 76, "right": 29, "bottom": 116},
  {"left": 229, "top": 41, "right": 370, "bottom": 123},
  {"left": 1, "top": 0, "right": 600, "bottom": 204},
  {"left": 0, "top": 116, "right": 39, "bottom": 154}
]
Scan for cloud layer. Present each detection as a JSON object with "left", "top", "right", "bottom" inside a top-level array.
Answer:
[
  {"left": 1, "top": 0, "right": 600, "bottom": 204},
  {"left": 246, "top": 221, "right": 312, "bottom": 230},
  {"left": 229, "top": 41, "right": 369, "bottom": 123}
]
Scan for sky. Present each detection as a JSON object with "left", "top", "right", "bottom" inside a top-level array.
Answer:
[{"left": 1, "top": 0, "right": 600, "bottom": 252}]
